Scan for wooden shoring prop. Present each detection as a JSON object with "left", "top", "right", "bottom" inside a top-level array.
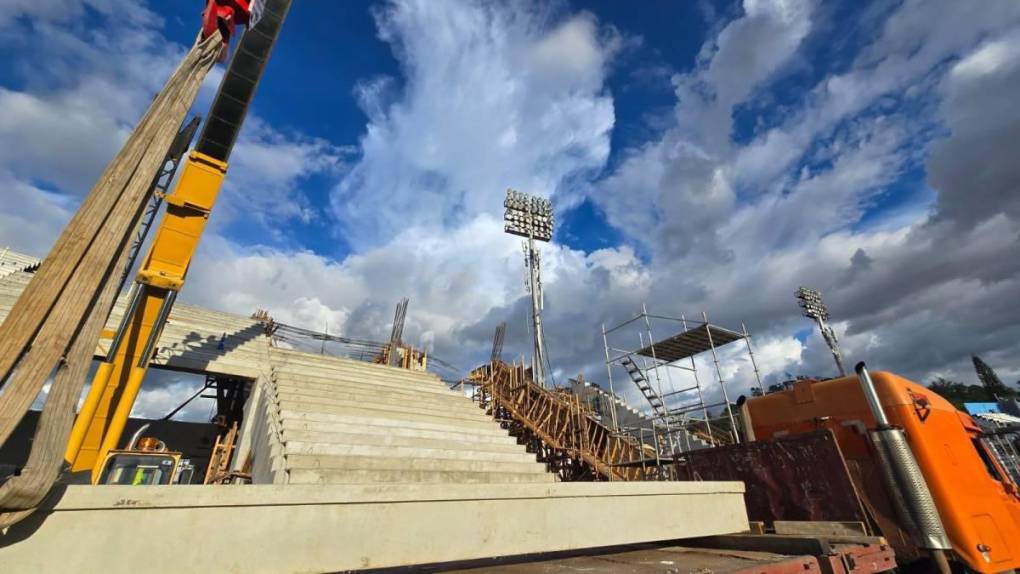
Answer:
[{"left": 470, "top": 361, "right": 652, "bottom": 481}]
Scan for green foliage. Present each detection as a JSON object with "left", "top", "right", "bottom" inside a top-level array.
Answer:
[
  {"left": 973, "top": 355, "right": 1015, "bottom": 397},
  {"left": 927, "top": 377, "right": 995, "bottom": 410}
]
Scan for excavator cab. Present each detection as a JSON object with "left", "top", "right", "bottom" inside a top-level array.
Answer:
[{"left": 93, "top": 431, "right": 192, "bottom": 486}]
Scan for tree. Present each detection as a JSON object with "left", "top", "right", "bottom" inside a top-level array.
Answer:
[
  {"left": 928, "top": 377, "right": 993, "bottom": 410},
  {"left": 973, "top": 355, "right": 1015, "bottom": 398}
]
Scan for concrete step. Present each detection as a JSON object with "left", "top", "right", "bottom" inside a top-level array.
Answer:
[
  {"left": 273, "top": 371, "right": 459, "bottom": 399},
  {"left": 277, "top": 399, "right": 494, "bottom": 426},
  {"left": 274, "top": 391, "right": 490, "bottom": 422},
  {"left": 270, "top": 347, "right": 437, "bottom": 374},
  {"left": 280, "top": 411, "right": 512, "bottom": 437},
  {"left": 273, "top": 382, "right": 481, "bottom": 414},
  {"left": 270, "top": 351, "right": 442, "bottom": 385},
  {"left": 280, "top": 408, "right": 500, "bottom": 432},
  {"left": 285, "top": 454, "right": 549, "bottom": 475},
  {"left": 287, "top": 468, "right": 556, "bottom": 485},
  {"left": 284, "top": 440, "right": 539, "bottom": 463},
  {"left": 280, "top": 419, "right": 517, "bottom": 445},
  {"left": 280, "top": 428, "right": 526, "bottom": 454},
  {"left": 274, "top": 367, "right": 443, "bottom": 391}
]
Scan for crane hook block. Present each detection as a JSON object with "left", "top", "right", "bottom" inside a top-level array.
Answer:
[{"left": 201, "top": 0, "right": 264, "bottom": 55}]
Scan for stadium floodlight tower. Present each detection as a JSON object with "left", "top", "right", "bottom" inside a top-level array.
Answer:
[
  {"left": 796, "top": 286, "right": 848, "bottom": 377},
  {"left": 504, "top": 189, "right": 554, "bottom": 387}
]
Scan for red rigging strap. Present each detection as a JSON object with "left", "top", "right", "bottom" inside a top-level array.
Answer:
[{"left": 202, "top": 0, "right": 263, "bottom": 49}]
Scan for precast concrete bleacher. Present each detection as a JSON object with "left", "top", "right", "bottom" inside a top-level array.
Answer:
[{"left": 238, "top": 348, "right": 554, "bottom": 485}]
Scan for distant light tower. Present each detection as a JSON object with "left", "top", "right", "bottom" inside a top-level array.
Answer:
[
  {"left": 504, "top": 189, "right": 554, "bottom": 387},
  {"left": 796, "top": 286, "right": 847, "bottom": 377}
]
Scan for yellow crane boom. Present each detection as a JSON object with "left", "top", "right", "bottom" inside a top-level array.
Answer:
[{"left": 65, "top": 0, "right": 291, "bottom": 478}]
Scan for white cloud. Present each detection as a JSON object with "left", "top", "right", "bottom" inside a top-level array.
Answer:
[
  {"left": 0, "top": 0, "right": 358, "bottom": 421},
  {"left": 128, "top": 370, "right": 214, "bottom": 421},
  {"left": 4, "top": 0, "right": 1020, "bottom": 426},
  {"left": 587, "top": 0, "right": 1020, "bottom": 394},
  {"left": 0, "top": 0, "right": 349, "bottom": 258},
  {"left": 0, "top": 171, "right": 76, "bottom": 255},
  {"left": 332, "top": 0, "right": 618, "bottom": 247},
  {"left": 214, "top": 117, "right": 353, "bottom": 240},
  {"left": 674, "top": 0, "right": 814, "bottom": 152}
]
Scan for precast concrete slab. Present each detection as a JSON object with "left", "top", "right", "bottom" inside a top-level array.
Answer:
[{"left": 0, "top": 482, "right": 748, "bottom": 573}]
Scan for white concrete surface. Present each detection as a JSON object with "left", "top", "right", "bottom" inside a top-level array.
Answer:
[
  {"left": 241, "top": 347, "right": 556, "bottom": 485},
  {"left": 0, "top": 482, "right": 748, "bottom": 573}
]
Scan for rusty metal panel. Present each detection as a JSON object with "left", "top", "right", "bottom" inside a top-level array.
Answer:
[
  {"left": 818, "top": 544, "right": 897, "bottom": 574},
  {"left": 679, "top": 430, "right": 869, "bottom": 528}
]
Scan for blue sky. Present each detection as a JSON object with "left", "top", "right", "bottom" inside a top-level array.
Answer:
[
  {"left": 150, "top": 1, "right": 719, "bottom": 259},
  {"left": 2, "top": 0, "right": 1019, "bottom": 418}
]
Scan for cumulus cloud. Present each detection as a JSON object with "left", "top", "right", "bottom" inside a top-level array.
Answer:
[
  {"left": 0, "top": 0, "right": 349, "bottom": 255},
  {"left": 0, "top": 1, "right": 354, "bottom": 419},
  {"left": 675, "top": 0, "right": 815, "bottom": 152},
  {"left": 331, "top": 0, "right": 619, "bottom": 247},
  {"left": 587, "top": 0, "right": 1020, "bottom": 402},
  {"left": 4, "top": 0, "right": 1020, "bottom": 424}
]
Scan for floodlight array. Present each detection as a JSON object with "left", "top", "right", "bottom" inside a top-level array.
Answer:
[
  {"left": 795, "top": 286, "right": 829, "bottom": 321},
  {"left": 504, "top": 189, "right": 554, "bottom": 242}
]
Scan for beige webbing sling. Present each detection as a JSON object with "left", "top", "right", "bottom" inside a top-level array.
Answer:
[{"left": 0, "top": 31, "right": 222, "bottom": 528}]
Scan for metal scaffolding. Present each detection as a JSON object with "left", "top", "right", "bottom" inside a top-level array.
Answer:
[{"left": 601, "top": 307, "right": 764, "bottom": 450}]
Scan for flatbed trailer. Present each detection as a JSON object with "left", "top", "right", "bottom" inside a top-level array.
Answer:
[{"left": 385, "top": 535, "right": 896, "bottom": 574}]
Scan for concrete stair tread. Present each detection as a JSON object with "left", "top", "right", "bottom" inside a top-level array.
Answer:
[
  {"left": 273, "top": 386, "right": 483, "bottom": 415},
  {"left": 270, "top": 354, "right": 442, "bottom": 384},
  {"left": 278, "top": 406, "right": 498, "bottom": 430},
  {"left": 287, "top": 468, "right": 555, "bottom": 485},
  {"left": 280, "top": 429, "right": 526, "bottom": 454},
  {"left": 279, "top": 412, "right": 512, "bottom": 437},
  {"left": 280, "top": 422, "right": 518, "bottom": 445},
  {"left": 273, "top": 372, "right": 459, "bottom": 398},
  {"left": 285, "top": 454, "right": 549, "bottom": 475},
  {"left": 272, "top": 381, "right": 477, "bottom": 409},
  {"left": 284, "top": 440, "right": 539, "bottom": 463},
  {"left": 276, "top": 394, "right": 492, "bottom": 422},
  {"left": 274, "top": 369, "right": 443, "bottom": 390}
]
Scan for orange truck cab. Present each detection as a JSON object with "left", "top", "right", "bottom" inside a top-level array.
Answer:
[{"left": 746, "top": 371, "right": 1020, "bottom": 573}]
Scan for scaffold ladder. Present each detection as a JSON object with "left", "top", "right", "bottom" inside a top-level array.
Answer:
[{"left": 620, "top": 357, "right": 667, "bottom": 419}]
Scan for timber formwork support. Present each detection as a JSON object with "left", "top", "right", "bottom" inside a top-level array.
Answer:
[{"left": 469, "top": 361, "right": 671, "bottom": 481}]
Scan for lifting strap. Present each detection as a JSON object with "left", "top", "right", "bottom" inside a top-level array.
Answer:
[{"left": 0, "top": 31, "right": 223, "bottom": 528}]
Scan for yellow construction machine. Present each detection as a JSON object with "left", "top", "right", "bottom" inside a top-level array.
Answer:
[
  {"left": 62, "top": 0, "right": 290, "bottom": 482},
  {"left": 93, "top": 424, "right": 192, "bottom": 486}
]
